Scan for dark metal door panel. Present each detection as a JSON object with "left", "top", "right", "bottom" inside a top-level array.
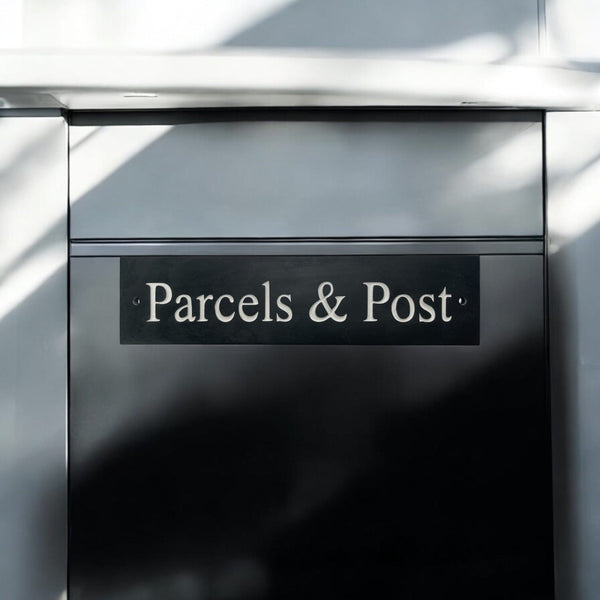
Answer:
[{"left": 69, "top": 254, "right": 552, "bottom": 600}]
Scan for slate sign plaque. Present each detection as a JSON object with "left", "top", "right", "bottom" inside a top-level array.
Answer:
[{"left": 120, "top": 255, "right": 479, "bottom": 345}]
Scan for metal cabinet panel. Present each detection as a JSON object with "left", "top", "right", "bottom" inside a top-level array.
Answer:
[
  {"left": 0, "top": 115, "right": 67, "bottom": 600},
  {"left": 69, "top": 111, "right": 543, "bottom": 239},
  {"left": 70, "top": 252, "right": 552, "bottom": 600},
  {"left": 548, "top": 111, "right": 600, "bottom": 600}
]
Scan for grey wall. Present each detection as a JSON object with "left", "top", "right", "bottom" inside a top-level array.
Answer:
[
  {"left": 546, "top": 0, "right": 600, "bottom": 60},
  {"left": 548, "top": 112, "right": 600, "bottom": 600},
  {"left": 8, "top": 0, "right": 540, "bottom": 59},
  {"left": 224, "top": 0, "right": 539, "bottom": 57},
  {"left": 15, "top": 0, "right": 600, "bottom": 65},
  {"left": 0, "top": 115, "right": 67, "bottom": 600}
]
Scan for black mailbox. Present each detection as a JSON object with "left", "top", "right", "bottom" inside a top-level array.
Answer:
[{"left": 69, "top": 110, "right": 552, "bottom": 599}]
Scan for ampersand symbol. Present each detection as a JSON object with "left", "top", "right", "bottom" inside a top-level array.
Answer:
[{"left": 309, "top": 282, "right": 347, "bottom": 322}]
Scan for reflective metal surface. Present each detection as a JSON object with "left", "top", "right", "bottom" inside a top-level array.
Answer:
[
  {"left": 547, "top": 112, "right": 600, "bottom": 600},
  {"left": 69, "top": 111, "right": 543, "bottom": 240},
  {"left": 0, "top": 115, "right": 67, "bottom": 600},
  {"left": 70, "top": 253, "right": 552, "bottom": 599},
  {"left": 70, "top": 239, "right": 544, "bottom": 256}
]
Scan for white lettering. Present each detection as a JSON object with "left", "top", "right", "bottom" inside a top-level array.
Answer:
[
  {"left": 146, "top": 282, "right": 172, "bottom": 322},
  {"left": 309, "top": 282, "right": 347, "bottom": 323},
  {"left": 239, "top": 294, "right": 259, "bottom": 323},
  {"left": 418, "top": 294, "right": 436, "bottom": 323},
  {"left": 174, "top": 294, "right": 195, "bottom": 322},
  {"left": 363, "top": 282, "right": 390, "bottom": 322},
  {"left": 262, "top": 281, "right": 273, "bottom": 322},
  {"left": 391, "top": 294, "right": 415, "bottom": 323},
  {"left": 196, "top": 294, "right": 213, "bottom": 322},
  {"left": 215, "top": 294, "right": 235, "bottom": 322},
  {"left": 276, "top": 294, "right": 293, "bottom": 322},
  {"left": 439, "top": 287, "right": 452, "bottom": 322}
]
